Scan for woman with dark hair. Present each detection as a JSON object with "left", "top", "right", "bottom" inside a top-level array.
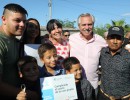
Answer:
[
  {"left": 20, "top": 18, "right": 41, "bottom": 57},
  {"left": 20, "top": 18, "right": 41, "bottom": 44},
  {"left": 46, "top": 19, "right": 70, "bottom": 66}
]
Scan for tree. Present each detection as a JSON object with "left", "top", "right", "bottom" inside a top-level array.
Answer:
[
  {"left": 105, "top": 19, "right": 130, "bottom": 34},
  {"left": 58, "top": 19, "right": 76, "bottom": 28},
  {"left": 94, "top": 25, "right": 107, "bottom": 37}
]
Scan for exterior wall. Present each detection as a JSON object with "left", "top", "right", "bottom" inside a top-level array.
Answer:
[{"left": 40, "top": 26, "right": 80, "bottom": 36}]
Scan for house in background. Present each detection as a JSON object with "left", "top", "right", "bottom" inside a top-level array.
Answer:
[{"left": 40, "top": 26, "right": 79, "bottom": 36}]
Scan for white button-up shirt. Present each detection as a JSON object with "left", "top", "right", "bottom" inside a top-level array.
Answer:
[{"left": 69, "top": 32, "right": 107, "bottom": 89}]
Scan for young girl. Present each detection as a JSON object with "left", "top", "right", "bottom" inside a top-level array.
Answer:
[{"left": 19, "top": 18, "right": 41, "bottom": 57}]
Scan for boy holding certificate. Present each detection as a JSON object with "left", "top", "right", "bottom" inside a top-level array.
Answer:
[
  {"left": 38, "top": 43, "right": 65, "bottom": 77},
  {"left": 62, "top": 57, "right": 95, "bottom": 100}
]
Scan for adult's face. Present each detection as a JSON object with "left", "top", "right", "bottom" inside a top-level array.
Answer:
[
  {"left": 107, "top": 35, "right": 123, "bottom": 53},
  {"left": 2, "top": 10, "right": 27, "bottom": 37},
  {"left": 63, "top": 32, "right": 70, "bottom": 41},
  {"left": 50, "top": 24, "right": 62, "bottom": 40},
  {"left": 26, "top": 20, "right": 40, "bottom": 38},
  {"left": 78, "top": 16, "right": 94, "bottom": 39}
]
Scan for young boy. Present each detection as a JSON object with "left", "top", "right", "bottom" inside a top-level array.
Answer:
[
  {"left": 17, "top": 55, "right": 41, "bottom": 100},
  {"left": 62, "top": 57, "right": 95, "bottom": 100},
  {"left": 38, "top": 43, "right": 65, "bottom": 77}
]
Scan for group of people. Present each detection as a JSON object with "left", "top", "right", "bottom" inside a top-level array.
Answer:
[{"left": 0, "top": 3, "right": 130, "bottom": 100}]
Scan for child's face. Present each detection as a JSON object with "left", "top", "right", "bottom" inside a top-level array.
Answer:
[
  {"left": 21, "top": 62, "right": 39, "bottom": 82},
  {"left": 66, "top": 63, "right": 82, "bottom": 82},
  {"left": 40, "top": 49, "right": 58, "bottom": 68}
]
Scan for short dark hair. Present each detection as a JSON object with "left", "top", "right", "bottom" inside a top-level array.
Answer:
[
  {"left": 62, "top": 57, "right": 80, "bottom": 71},
  {"left": 17, "top": 55, "right": 38, "bottom": 72},
  {"left": 38, "top": 43, "right": 56, "bottom": 58},
  {"left": 3, "top": 3, "right": 28, "bottom": 16},
  {"left": 46, "top": 19, "right": 62, "bottom": 33},
  {"left": 63, "top": 30, "right": 70, "bottom": 35}
]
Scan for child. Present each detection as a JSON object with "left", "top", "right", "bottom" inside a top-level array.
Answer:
[
  {"left": 38, "top": 43, "right": 65, "bottom": 77},
  {"left": 62, "top": 57, "right": 95, "bottom": 100},
  {"left": 16, "top": 55, "right": 41, "bottom": 100}
]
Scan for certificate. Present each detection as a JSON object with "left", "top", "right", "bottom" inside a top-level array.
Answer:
[
  {"left": 24, "top": 44, "right": 43, "bottom": 67},
  {"left": 40, "top": 74, "right": 77, "bottom": 100}
]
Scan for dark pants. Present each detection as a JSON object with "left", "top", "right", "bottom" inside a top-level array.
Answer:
[{"left": 97, "top": 90, "right": 130, "bottom": 100}]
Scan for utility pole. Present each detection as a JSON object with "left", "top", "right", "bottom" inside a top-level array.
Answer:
[{"left": 48, "top": 0, "right": 52, "bottom": 20}]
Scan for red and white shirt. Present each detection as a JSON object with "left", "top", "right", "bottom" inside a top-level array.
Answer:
[{"left": 54, "top": 40, "right": 70, "bottom": 66}]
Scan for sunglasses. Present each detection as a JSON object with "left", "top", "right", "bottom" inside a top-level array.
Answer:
[{"left": 64, "top": 35, "right": 70, "bottom": 37}]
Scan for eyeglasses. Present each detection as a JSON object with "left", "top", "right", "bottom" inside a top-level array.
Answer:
[{"left": 64, "top": 35, "right": 70, "bottom": 37}]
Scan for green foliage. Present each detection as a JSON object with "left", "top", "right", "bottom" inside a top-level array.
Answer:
[
  {"left": 57, "top": 19, "right": 76, "bottom": 28},
  {"left": 94, "top": 25, "right": 107, "bottom": 37},
  {"left": 105, "top": 24, "right": 111, "bottom": 29},
  {"left": 105, "top": 19, "right": 130, "bottom": 34},
  {"left": 94, "top": 19, "right": 130, "bottom": 37},
  {"left": 56, "top": 19, "right": 130, "bottom": 37},
  {"left": 112, "top": 19, "right": 125, "bottom": 26}
]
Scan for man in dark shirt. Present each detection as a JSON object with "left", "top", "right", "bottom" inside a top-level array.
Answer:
[
  {"left": 98, "top": 26, "right": 130, "bottom": 100},
  {"left": 0, "top": 3, "right": 39, "bottom": 100}
]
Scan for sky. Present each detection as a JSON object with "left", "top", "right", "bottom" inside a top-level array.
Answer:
[{"left": 0, "top": 0, "right": 130, "bottom": 28}]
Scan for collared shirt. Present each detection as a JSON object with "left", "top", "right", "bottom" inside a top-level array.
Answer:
[
  {"left": 39, "top": 65, "right": 65, "bottom": 78},
  {"left": 69, "top": 32, "right": 107, "bottom": 89},
  {"left": 100, "top": 47, "right": 130, "bottom": 98}
]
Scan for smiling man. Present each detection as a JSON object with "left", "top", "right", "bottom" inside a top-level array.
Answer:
[
  {"left": 98, "top": 26, "right": 130, "bottom": 100},
  {"left": 69, "top": 13, "right": 107, "bottom": 99},
  {"left": 0, "top": 3, "right": 28, "bottom": 99},
  {"left": 0, "top": 3, "right": 40, "bottom": 100}
]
